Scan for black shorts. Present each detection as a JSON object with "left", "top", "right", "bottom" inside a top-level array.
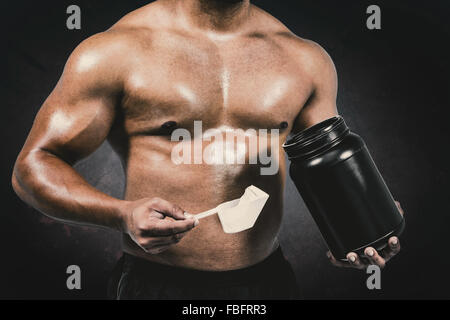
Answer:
[{"left": 108, "top": 247, "right": 300, "bottom": 300}]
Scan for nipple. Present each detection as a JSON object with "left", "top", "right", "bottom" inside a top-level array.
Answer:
[
  {"left": 280, "top": 121, "right": 289, "bottom": 130},
  {"left": 160, "top": 121, "right": 178, "bottom": 135}
]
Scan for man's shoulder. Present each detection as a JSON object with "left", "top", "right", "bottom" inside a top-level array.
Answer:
[
  {"left": 64, "top": 30, "right": 137, "bottom": 79},
  {"left": 278, "top": 33, "right": 334, "bottom": 72},
  {"left": 110, "top": 1, "right": 169, "bottom": 34},
  {"left": 269, "top": 28, "right": 331, "bottom": 67},
  {"left": 73, "top": 2, "right": 165, "bottom": 59},
  {"left": 251, "top": 5, "right": 332, "bottom": 69},
  {"left": 66, "top": 7, "right": 163, "bottom": 79}
]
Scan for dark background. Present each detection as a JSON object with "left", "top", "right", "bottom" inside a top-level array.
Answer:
[{"left": 2, "top": 0, "right": 449, "bottom": 299}]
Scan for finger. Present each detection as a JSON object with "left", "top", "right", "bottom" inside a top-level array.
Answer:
[
  {"left": 147, "top": 217, "right": 198, "bottom": 236},
  {"left": 364, "top": 247, "right": 386, "bottom": 268},
  {"left": 170, "top": 204, "right": 187, "bottom": 220},
  {"left": 380, "top": 236, "right": 401, "bottom": 261},
  {"left": 149, "top": 210, "right": 164, "bottom": 219},
  {"left": 395, "top": 201, "right": 405, "bottom": 216},
  {"left": 147, "top": 198, "right": 186, "bottom": 220},
  {"left": 346, "top": 252, "right": 366, "bottom": 270},
  {"left": 327, "top": 251, "right": 353, "bottom": 268}
]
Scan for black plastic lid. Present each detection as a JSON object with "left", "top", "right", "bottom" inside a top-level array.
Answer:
[{"left": 282, "top": 116, "right": 349, "bottom": 160}]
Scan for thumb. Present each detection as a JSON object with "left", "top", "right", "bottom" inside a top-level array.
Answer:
[{"left": 148, "top": 198, "right": 186, "bottom": 220}]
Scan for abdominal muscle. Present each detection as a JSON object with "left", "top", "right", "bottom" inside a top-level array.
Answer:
[{"left": 120, "top": 134, "right": 287, "bottom": 271}]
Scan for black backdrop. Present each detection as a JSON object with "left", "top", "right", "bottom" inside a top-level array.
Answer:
[{"left": 2, "top": 0, "right": 450, "bottom": 299}]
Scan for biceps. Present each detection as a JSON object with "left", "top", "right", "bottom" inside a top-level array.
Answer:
[
  {"left": 292, "top": 92, "right": 338, "bottom": 133},
  {"left": 292, "top": 42, "right": 339, "bottom": 133},
  {"left": 23, "top": 96, "right": 115, "bottom": 164}
]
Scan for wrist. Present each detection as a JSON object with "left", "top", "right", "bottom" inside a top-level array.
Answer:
[{"left": 115, "top": 200, "right": 132, "bottom": 233}]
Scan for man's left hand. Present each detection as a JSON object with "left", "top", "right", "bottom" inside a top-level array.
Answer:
[{"left": 327, "top": 201, "right": 404, "bottom": 270}]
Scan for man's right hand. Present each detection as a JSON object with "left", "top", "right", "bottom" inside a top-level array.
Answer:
[{"left": 121, "top": 198, "right": 199, "bottom": 254}]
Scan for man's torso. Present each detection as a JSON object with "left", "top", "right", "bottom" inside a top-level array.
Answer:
[{"left": 104, "top": 2, "right": 314, "bottom": 270}]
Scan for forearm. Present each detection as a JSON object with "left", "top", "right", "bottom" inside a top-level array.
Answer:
[{"left": 12, "top": 149, "right": 128, "bottom": 232}]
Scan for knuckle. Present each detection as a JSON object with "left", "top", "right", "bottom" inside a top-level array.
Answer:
[
  {"left": 138, "top": 238, "right": 149, "bottom": 248},
  {"left": 137, "top": 222, "right": 150, "bottom": 232},
  {"left": 176, "top": 205, "right": 185, "bottom": 215},
  {"left": 148, "top": 197, "right": 162, "bottom": 206}
]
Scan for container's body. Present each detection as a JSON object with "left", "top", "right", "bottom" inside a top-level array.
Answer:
[{"left": 283, "top": 116, "right": 404, "bottom": 260}]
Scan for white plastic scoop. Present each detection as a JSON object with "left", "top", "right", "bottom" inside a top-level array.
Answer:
[{"left": 186, "top": 185, "right": 269, "bottom": 233}]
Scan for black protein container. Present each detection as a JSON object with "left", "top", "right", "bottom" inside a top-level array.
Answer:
[{"left": 283, "top": 116, "right": 404, "bottom": 260}]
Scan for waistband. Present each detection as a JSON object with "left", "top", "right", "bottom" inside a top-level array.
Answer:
[{"left": 121, "top": 247, "right": 288, "bottom": 284}]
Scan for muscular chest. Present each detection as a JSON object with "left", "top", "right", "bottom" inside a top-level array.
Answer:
[{"left": 121, "top": 33, "right": 312, "bottom": 135}]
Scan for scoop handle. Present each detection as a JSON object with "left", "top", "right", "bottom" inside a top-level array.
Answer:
[{"left": 187, "top": 207, "right": 218, "bottom": 220}]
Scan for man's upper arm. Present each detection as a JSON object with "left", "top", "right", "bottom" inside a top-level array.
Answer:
[
  {"left": 292, "top": 40, "right": 338, "bottom": 133},
  {"left": 20, "top": 33, "right": 124, "bottom": 164}
]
